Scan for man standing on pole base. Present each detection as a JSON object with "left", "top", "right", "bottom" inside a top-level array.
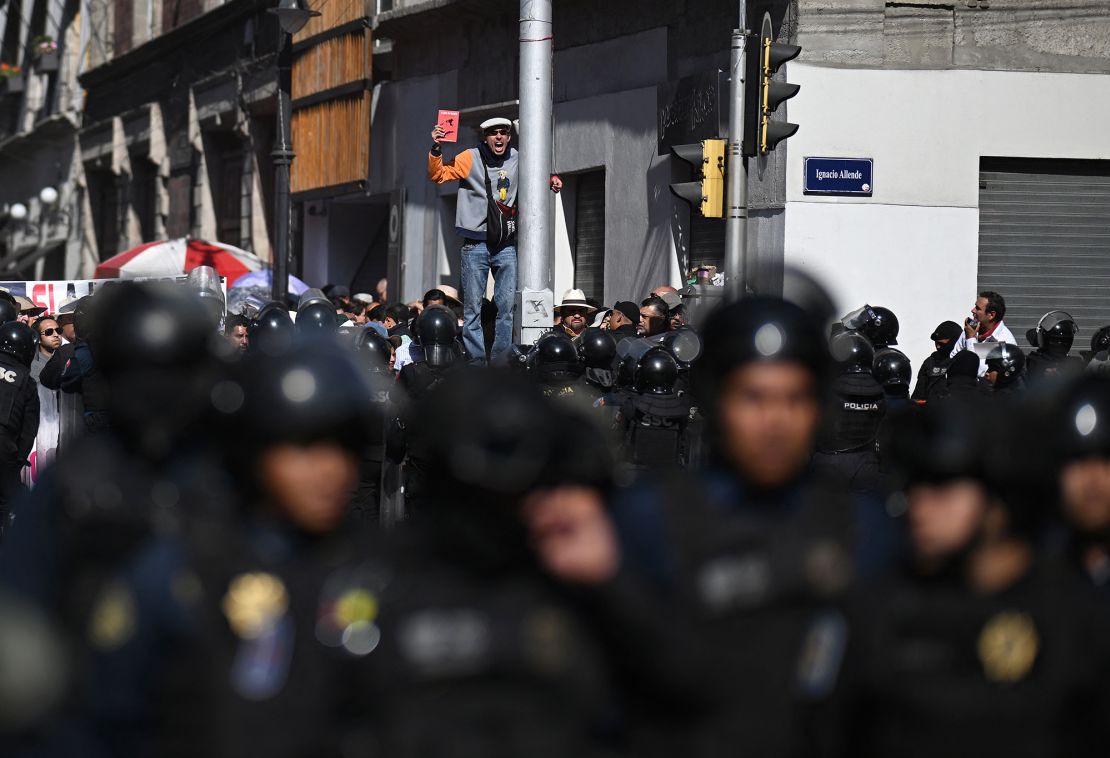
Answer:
[{"left": 429, "top": 117, "right": 562, "bottom": 363}]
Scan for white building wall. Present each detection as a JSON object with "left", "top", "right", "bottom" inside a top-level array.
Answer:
[{"left": 784, "top": 64, "right": 1110, "bottom": 368}]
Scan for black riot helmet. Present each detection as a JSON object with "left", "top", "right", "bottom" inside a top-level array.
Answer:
[
  {"left": 873, "top": 347, "right": 912, "bottom": 391},
  {"left": 0, "top": 321, "right": 35, "bottom": 367},
  {"left": 1036, "top": 310, "right": 1078, "bottom": 356},
  {"left": 696, "top": 295, "right": 830, "bottom": 402},
  {"left": 986, "top": 343, "right": 1025, "bottom": 386},
  {"left": 250, "top": 301, "right": 295, "bottom": 355},
  {"left": 0, "top": 297, "right": 17, "bottom": 326},
  {"left": 416, "top": 304, "right": 460, "bottom": 368},
  {"left": 1053, "top": 375, "right": 1110, "bottom": 462},
  {"left": 296, "top": 288, "right": 337, "bottom": 335},
  {"left": 635, "top": 347, "right": 679, "bottom": 395},
  {"left": 829, "top": 331, "right": 875, "bottom": 375},
  {"left": 72, "top": 296, "right": 94, "bottom": 340},
  {"left": 1092, "top": 325, "right": 1110, "bottom": 355},
  {"left": 90, "top": 282, "right": 225, "bottom": 459},
  {"left": 579, "top": 327, "right": 617, "bottom": 370},
  {"left": 531, "top": 332, "right": 583, "bottom": 381},
  {"left": 354, "top": 328, "right": 393, "bottom": 373},
  {"left": 842, "top": 304, "right": 899, "bottom": 347},
  {"left": 237, "top": 337, "right": 378, "bottom": 448},
  {"left": 886, "top": 402, "right": 988, "bottom": 487}
]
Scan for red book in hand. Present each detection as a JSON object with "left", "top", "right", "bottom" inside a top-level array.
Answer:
[{"left": 436, "top": 109, "right": 460, "bottom": 143}]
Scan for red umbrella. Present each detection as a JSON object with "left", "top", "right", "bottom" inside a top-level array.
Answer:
[{"left": 93, "top": 238, "right": 265, "bottom": 282}]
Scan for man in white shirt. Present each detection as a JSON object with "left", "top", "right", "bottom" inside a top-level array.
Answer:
[{"left": 950, "top": 290, "right": 1016, "bottom": 375}]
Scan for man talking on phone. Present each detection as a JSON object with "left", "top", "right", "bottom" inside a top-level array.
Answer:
[
  {"left": 949, "top": 290, "right": 1016, "bottom": 375},
  {"left": 428, "top": 117, "right": 562, "bottom": 364}
]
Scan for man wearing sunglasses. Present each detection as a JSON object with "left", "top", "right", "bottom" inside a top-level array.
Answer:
[
  {"left": 429, "top": 116, "right": 562, "bottom": 364},
  {"left": 30, "top": 318, "right": 62, "bottom": 379}
]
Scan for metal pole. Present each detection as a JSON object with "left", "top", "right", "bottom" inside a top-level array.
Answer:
[
  {"left": 515, "top": 0, "right": 554, "bottom": 344},
  {"left": 724, "top": 6, "right": 749, "bottom": 301},
  {"left": 271, "top": 29, "right": 294, "bottom": 305}
]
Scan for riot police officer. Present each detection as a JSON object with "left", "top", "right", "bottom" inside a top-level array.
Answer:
[
  {"left": 349, "top": 328, "right": 395, "bottom": 524},
  {"left": 838, "top": 401, "right": 1110, "bottom": 756},
  {"left": 579, "top": 327, "right": 617, "bottom": 399},
  {"left": 984, "top": 342, "right": 1027, "bottom": 397},
  {"left": 72, "top": 335, "right": 380, "bottom": 758},
  {"left": 249, "top": 300, "right": 295, "bottom": 354},
  {"left": 612, "top": 295, "right": 859, "bottom": 757},
  {"left": 613, "top": 344, "right": 691, "bottom": 472},
  {"left": 1026, "top": 310, "right": 1083, "bottom": 384},
  {"left": 295, "top": 288, "right": 338, "bottom": 334},
  {"left": 353, "top": 369, "right": 667, "bottom": 758},
  {"left": 872, "top": 347, "right": 913, "bottom": 405},
  {"left": 812, "top": 331, "right": 885, "bottom": 497},
  {"left": 390, "top": 305, "right": 463, "bottom": 516},
  {"left": 1050, "top": 374, "right": 1110, "bottom": 597},
  {"left": 0, "top": 322, "right": 39, "bottom": 538},
  {"left": 49, "top": 294, "right": 110, "bottom": 433},
  {"left": 530, "top": 332, "right": 587, "bottom": 403},
  {"left": 841, "top": 304, "right": 900, "bottom": 348},
  {"left": 397, "top": 304, "right": 461, "bottom": 398}
]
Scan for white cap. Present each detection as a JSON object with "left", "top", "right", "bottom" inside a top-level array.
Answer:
[{"left": 480, "top": 117, "right": 513, "bottom": 131}]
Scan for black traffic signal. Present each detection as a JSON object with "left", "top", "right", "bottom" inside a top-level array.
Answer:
[
  {"left": 669, "top": 140, "right": 726, "bottom": 218},
  {"left": 742, "top": 20, "right": 801, "bottom": 157}
]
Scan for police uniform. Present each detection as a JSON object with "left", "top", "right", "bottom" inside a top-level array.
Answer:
[
  {"left": 615, "top": 392, "right": 692, "bottom": 470},
  {"left": 839, "top": 561, "right": 1110, "bottom": 757},
  {"left": 1025, "top": 349, "right": 1083, "bottom": 385},
  {"left": 0, "top": 346, "right": 38, "bottom": 527},
  {"left": 812, "top": 372, "right": 886, "bottom": 497}
]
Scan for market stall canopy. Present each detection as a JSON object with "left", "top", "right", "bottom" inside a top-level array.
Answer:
[{"left": 93, "top": 238, "right": 265, "bottom": 282}]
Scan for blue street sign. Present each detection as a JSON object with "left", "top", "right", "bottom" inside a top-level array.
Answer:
[{"left": 803, "top": 157, "right": 874, "bottom": 195}]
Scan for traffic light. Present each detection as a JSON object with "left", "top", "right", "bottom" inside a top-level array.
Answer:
[
  {"left": 758, "top": 36, "right": 800, "bottom": 154},
  {"left": 669, "top": 139, "right": 726, "bottom": 218},
  {"left": 742, "top": 19, "right": 801, "bottom": 157}
]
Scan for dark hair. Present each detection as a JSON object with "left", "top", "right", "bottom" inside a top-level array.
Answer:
[
  {"left": 422, "top": 289, "right": 448, "bottom": 307},
  {"left": 345, "top": 301, "right": 366, "bottom": 317},
  {"left": 224, "top": 313, "right": 250, "bottom": 335},
  {"left": 640, "top": 296, "right": 669, "bottom": 319},
  {"left": 385, "top": 303, "right": 411, "bottom": 325},
  {"left": 367, "top": 304, "right": 385, "bottom": 322},
  {"left": 32, "top": 315, "right": 58, "bottom": 333},
  {"left": 979, "top": 291, "right": 1006, "bottom": 322}
]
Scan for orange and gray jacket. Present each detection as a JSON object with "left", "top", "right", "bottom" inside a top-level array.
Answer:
[{"left": 428, "top": 145, "right": 519, "bottom": 240}]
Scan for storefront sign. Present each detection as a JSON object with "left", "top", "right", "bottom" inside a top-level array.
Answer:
[{"left": 658, "top": 70, "right": 728, "bottom": 153}]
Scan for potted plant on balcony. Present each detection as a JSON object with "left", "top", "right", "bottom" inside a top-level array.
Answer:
[
  {"left": 0, "top": 63, "right": 24, "bottom": 95},
  {"left": 32, "top": 36, "right": 59, "bottom": 73}
]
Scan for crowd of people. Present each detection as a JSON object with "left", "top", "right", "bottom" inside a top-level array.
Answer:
[{"left": 0, "top": 269, "right": 1109, "bottom": 758}]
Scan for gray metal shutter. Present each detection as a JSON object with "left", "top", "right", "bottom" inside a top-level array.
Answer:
[
  {"left": 978, "top": 158, "right": 1110, "bottom": 350},
  {"left": 573, "top": 170, "right": 605, "bottom": 302}
]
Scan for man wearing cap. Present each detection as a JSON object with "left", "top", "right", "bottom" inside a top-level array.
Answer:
[
  {"left": 911, "top": 320, "right": 963, "bottom": 402},
  {"left": 14, "top": 296, "right": 46, "bottom": 324},
  {"left": 608, "top": 301, "right": 640, "bottom": 345},
  {"left": 550, "top": 288, "right": 595, "bottom": 346},
  {"left": 429, "top": 116, "right": 562, "bottom": 364}
]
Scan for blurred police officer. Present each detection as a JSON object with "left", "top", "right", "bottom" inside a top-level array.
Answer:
[
  {"left": 0, "top": 321, "right": 39, "bottom": 539},
  {"left": 73, "top": 336, "right": 379, "bottom": 758},
  {"left": 911, "top": 320, "right": 962, "bottom": 402},
  {"left": 1051, "top": 375, "right": 1110, "bottom": 597},
  {"left": 349, "top": 328, "right": 395, "bottom": 525},
  {"left": 355, "top": 370, "right": 627, "bottom": 758},
  {"left": 530, "top": 332, "right": 588, "bottom": 403},
  {"left": 612, "top": 295, "right": 857, "bottom": 757},
  {"left": 838, "top": 402, "right": 1110, "bottom": 756},
  {"left": 1026, "top": 310, "right": 1083, "bottom": 384}
]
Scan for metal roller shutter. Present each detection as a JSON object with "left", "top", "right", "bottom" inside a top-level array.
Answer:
[
  {"left": 978, "top": 157, "right": 1110, "bottom": 351},
  {"left": 573, "top": 170, "right": 606, "bottom": 302}
]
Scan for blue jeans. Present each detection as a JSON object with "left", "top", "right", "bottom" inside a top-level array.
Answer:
[{"left": 460, "top": 240, "right": 516, "bottom": 363}]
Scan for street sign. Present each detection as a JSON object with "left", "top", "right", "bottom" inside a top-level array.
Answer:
[{"left": 803, "top": 157, "right": 874, "bottom": 196}]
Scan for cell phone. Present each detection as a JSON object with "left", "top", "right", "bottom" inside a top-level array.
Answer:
[{"left": 967, "top": 317, "right": 979, "bottom": 329}]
